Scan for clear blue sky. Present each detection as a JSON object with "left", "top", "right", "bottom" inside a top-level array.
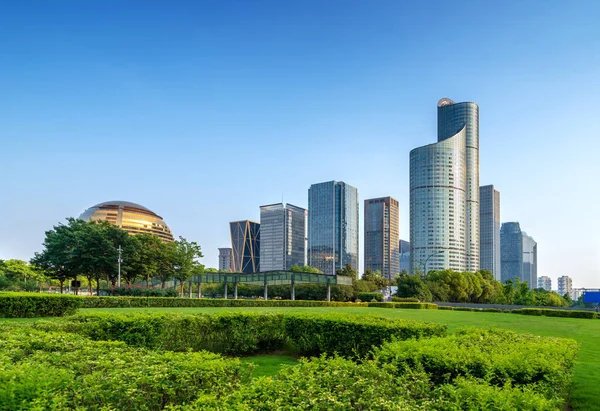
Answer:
[{"left": 1, "top": 1, "right": 599, "bottom": 287}]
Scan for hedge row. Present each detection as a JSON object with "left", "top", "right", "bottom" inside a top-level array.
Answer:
[
  {"left": 44, "top": 312, "right": 447, "bottom": 358},
  {"left": 80, "top": 296, "right": 368, "bottom": 309},
  {"left": 356, "top": 292, "right": 383, "bottom": 302},
  {"left": 0, "top": 293, "right": 81, "bottom": 318},
  {"left": 367, "top": 302, "right": 439, "bottom": 310},
  {"left": 391, "top": 296, "right": 420, "bottom": 302},
  {"left": 374, "top": 327, "right": 578, "bottom": 403},
  {"left": 520, "top": 308, "right": 597, "bottom": 319}
]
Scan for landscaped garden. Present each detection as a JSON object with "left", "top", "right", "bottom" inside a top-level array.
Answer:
[{"left": 1, "top": 294, "right": 598, "bottom": 410}]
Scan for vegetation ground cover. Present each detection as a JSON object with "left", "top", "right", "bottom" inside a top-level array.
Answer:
[{"left": 75, "top": 306, "right": 599, "bottom": 411}]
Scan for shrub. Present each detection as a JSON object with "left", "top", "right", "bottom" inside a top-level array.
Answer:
[
  {"left": 357, "top": 292, "right": 383, "bottom": 302},
  {"left": 395, "top": 302, "right": 438, "bottom": 310},
  {"left": 80, "top": 296, "right": 368, "bottom": 309},
  {"left": 438, "top": 306, "right": 454, "bottom": 311},
  {"left": 0, "top": 325, "right": 251, "bottom": 411},
  {"left": 480, "top": 308, "right": 502, "bottom": 312},
  {"left": 452, "top": 306, "right": 475, "bottom": 312},
  {"left": 521, "top": 308, "right": 596, "bottom": 319},
  {"left": 0, "top": 292, "right": 82, "bottom": 318},
  {"left": 391, "top": 296, "right": 420, "bottom": 302},
  {"left": 103, "top": 286, "right": 179, "bottom": 297},
  {"left": 374, "top": 328, "right": 578, "bottom": 402},
  {"left": 367, "top": 302, "right": 395, "bottom": 308}
]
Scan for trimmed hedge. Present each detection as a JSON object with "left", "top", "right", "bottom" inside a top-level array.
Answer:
[
  {"left": 391, "top": 296, "right": 420, "bottom": 302},
  {"left": 0, "top": 292, "right": 82, "bottom": 318},
  {"left": 395, "top": 302, "right": 438, "bottom": 310},
  {"left": 357, "top": 292, "right": 384, "bottom": 302},
  {"left": 438, "top": 306, "right": 454, "bottom": 311},
  {"left": 374, "top": 328, "right": 578, "bottom": 402},
  {"left": 367, "top": 302, "right": 395, "bottom": 308},
  {"left": 80, "top": 296, "right": 368, "bottom": 309},
  {"left": 521, "top": 308, "right": 597, "bottom": 319},
  {"left": 44, "top": 312, "right": 447, "bottom": 358}
]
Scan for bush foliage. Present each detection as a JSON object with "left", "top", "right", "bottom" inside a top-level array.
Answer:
[
  {"left": 0, "top": 292, "right": 81, "bottom": 318},
  {"left": 520, "top": 308, "right": 597, "bottom": 319},
  {"left": 357, "top": 292, "right": 383, "bottom": 302}
]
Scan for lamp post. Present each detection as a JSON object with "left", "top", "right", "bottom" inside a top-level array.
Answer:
[
  {"left": 421, "top": 250, "right": 444, "bottom": 274},
  {"left": 117, "top": 245, "right": 123, "bottom": 288}
]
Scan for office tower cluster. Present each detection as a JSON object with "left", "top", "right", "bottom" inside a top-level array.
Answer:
[{"left": 217, "top": 98, "right": 544, "bottom": 289}]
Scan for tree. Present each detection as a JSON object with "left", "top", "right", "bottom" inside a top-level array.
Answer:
[
  {"left": 126, "top": 234, "right": 164, "bottom": 286},
  {"left": 396, "top": 272, "right": 432, "bottom": 302},
  {"left": 156, "top": 241, "right": 177, "bottom": 289},
  {"left": 336, "top": 263, "right": 358, "bottom": 281},
  {"left": 1, "top": 259, "right": 41, "bottom": 282},
  {"left": 172, "top": 237, "right": 203, "bottom": 296},
  {"left": 362, "top": 268, "right": 388, "bottom": 289},
  {"left": 290, "top": 264, "right": 323, "bottom": 274}
]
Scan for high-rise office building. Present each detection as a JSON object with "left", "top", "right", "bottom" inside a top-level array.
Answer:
[
  {"left": 218, "top": 248, "right": 233, "bottom": 272},
  {"left": 229, "top": 220, "right": 260, "bottom": 273},
  {"left": 259, "top": 203, "right": 307, "bottom": 271},
  {"left": 308, "top": 180, "right": 359, "bottom": 275},
  {"left": 557, "top": 276, "right": 573, "bottom": 297},
  {"left": 364, "top": 197, "right": 400, "bottom": 280},
  {"left": 537, "top": 276, "right": 552, "bottom": 291},
  {"left": 399, "top": 240, "right": 410, "bottom": 273},
  {"left": 479, "top": 185, "right": 501, "bottom": 279},
  {"left": 500, "top": 222, "right": 537, "bottom": 288},
  {"left": 409, "top": 98, "right": 480, "bottom": 272}
]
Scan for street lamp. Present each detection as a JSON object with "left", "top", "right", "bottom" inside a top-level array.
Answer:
[
  {"left": 117, "top": 245, "right": 123, "bottom": 288},
  {"left": 421, "top": 250, "right": 444, "bottom": 274}
]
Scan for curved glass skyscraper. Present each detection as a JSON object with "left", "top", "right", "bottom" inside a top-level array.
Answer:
[{"left": 409, "top": 98, "right": 479, "bottom": 272}]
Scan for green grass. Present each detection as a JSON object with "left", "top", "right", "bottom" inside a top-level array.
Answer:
[
  {"left": 74, "top": 306, "right": 600, "bottom": 410},
  {"left": 242, "top": 354, "right": 299, "bottom": 378}
]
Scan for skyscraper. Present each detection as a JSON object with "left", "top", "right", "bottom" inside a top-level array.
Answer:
[
  {"left": 409, "top": 98, "right": 480, "bottom": 272},
  {"left": 557, "top": 276, "right": 572, "bottom": 297},
  {"left": 500, "top": 222, "right": 538, "bottom": 288},
  {"left": 479, "top": 185, "right": 501, "bottom": 279},
  {"left": 308, "top": 181, "right": 359, "bottom": 275},
  {"left": 229, "top": 220, "right": 260, "bottom": 273},
  {"left": 399, "top": 240, "right": 410, "bottom": 273},
  {"left": 218, "top": 248, "right": 233, "bottom": 272},
  {"left": 364, "top": 197, "right": 400, "bottom": 280},
  {"left": 259, "top": 203, "right": 307, "bottom": 271}
]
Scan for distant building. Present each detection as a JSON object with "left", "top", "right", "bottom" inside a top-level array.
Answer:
[
  {"left": 259, "top": 203, "right": 307, "bottom": 271},
  {"left": 364, "top": 197, "right": 400, "bottom": 280},
  {"left": 557, "top": 276, "right": 573, "bottom": 297},
  {"left": 308, "top": 180, "right": 359, "bottom": 275},
  {"left": 399, "top": 240, "right": 410, "bottom": 273},
  {"left": 230, "top": 220, "right": 260, "bottom": 273},
  {"left": 218, "top": 248, "right": 233, "bottom": 272},
  {"left": 500, "top": 222, "right": 537, "bottom": 288},
  {"left": 479, "top": 185, "right": 501, "bottom": 279},
  {"left": 410, "top": 98, "right": 480, "bottom": 273},
  {"left": 537, "top": 276, "right": 552, "bottom": 291}
]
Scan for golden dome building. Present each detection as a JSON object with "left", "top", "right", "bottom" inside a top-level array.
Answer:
[{"left": 79, "top": 201, "right": 174, "bottom": 242}]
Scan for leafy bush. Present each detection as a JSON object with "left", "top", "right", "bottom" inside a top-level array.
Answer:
[
  {"left": 452, "top": 306, "right": 476, "bottom": 312},
  {"left": 391, "top": 296, "right": 419, "bottom": 302},
  {"left": 395, "top": 302, "right": 438, "bottom": 310},
  {"left": 0, "top": 325, "right": 251, "bottom": 411},
  {"left": 367, "top": 302, "right": 395, "bottom": 308},
  {"left": 103, "top": 286, "right": 179, "bottom": 297},
  {"left": 81, "top": 296, "right": 367, "bottom": 309},
  {"left": 480, "top": 307, "right": 503, "bottom": 312},
  {"left": 521, "top": 308, "right": 596, "bottom": 319},
  {"left": 374, "top": 328, "right": 578, "bottom": 402},
  {"left": 438, "top": 306, "right": 454, "bottom": 311},
  {"left": 0, "top": 292, "right": 82, "bottom": 318},
  {"left": 357, "top": 292, "right": 383, "bottom": 302}
]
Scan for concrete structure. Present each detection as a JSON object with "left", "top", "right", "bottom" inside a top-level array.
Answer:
[
  {"left": 410, "top": 98, "right": 479, "bottom": 272},
  {"left": 229, "top": 220, "right": 260, "bottom": 274},
  {"left": 479, "top": 185, "right": 501, "bottom": 279},
  {"left": 79, "top": 201, "right": 174, "bottom": 242},
  {"left": 218, "top": 248, "right": 233, "bottom": 272},
  {"left": 399, "top": 240, "right": 410, "bottom": 273},
  {"left": 364, "top": 197, "right": 400, "bottom": 280},
  {"left": 500, "top": 222, "right": 537, "bottom": 289},
  {"left": 557, "top": 276, "right": 573, "bottom": 297},
  {"left": 537, "top": 276, "right": 551, "bottom": 291},
  {"left": 259, "top": 203, "right": 307, "bottom": 271},
  {"left": 308, "top": 180, "right": 359, "bottom": 275}
]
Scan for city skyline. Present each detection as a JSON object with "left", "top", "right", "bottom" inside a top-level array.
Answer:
[{"left": 1, "top": 1, "right": 599, "bottom": 287}]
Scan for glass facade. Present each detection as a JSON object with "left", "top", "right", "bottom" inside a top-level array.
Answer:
[
  {"left": 500, "top": 222, "right": 537, "bottom": 289},
  {"left": 259, "top": 203, "right": 307, "bottom": 271},
  {"left": 479, "top": 185, "right": 501, "bottom": 279},
  {"left": 230, "top": 220, "right": 260, "bottom": 274},
  {"left": 409, "top": 98, "right": 479, "bottom": 272},
  {"left": 218, "top": 248, "right": 233, "bottom": 272},
  {"left": 79, "top": 201, "right": 174, "bottom": 242},
  {"left": 399, "top": 240, "right": 410, "bottom": 273},
  {"left": 364, "top": 197, "right": 399, "bottom": 280},
  {"left": 308, "top": 181, "right": 359, "bottom": 275}
]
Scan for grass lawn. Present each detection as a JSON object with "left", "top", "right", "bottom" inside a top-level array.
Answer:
[
  {"left": 74, "top": 306, "right": 599, "bottom": 410},
  {"left": 242, "top": 354, "right": 299, "bottom": 378}
]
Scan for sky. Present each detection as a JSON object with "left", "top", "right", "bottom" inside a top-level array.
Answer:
[{"left": 1, "top": 0, "right": 599, "bottom": 287}]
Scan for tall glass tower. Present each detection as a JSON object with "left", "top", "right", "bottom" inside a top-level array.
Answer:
[
  {"left": 364, "top": 196, "right": 400, "bottom": 280},
  {"left": 229, "top": 220, "right": 260, "bottom": 273},
  {"left": 479, "top": 185, "right": 501, "bottom": 279},
  {"left": 409, "top": 98, "right": 480, "bottom": 272},
  {"left": 259, "top": 203, "right": 307, "bottom": 271},
  {"left": 308, "top": 181, "right": 359, "bottom": 275},
  {"left": 500, "top": 222, "right": 537, "bottom": 289}
]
